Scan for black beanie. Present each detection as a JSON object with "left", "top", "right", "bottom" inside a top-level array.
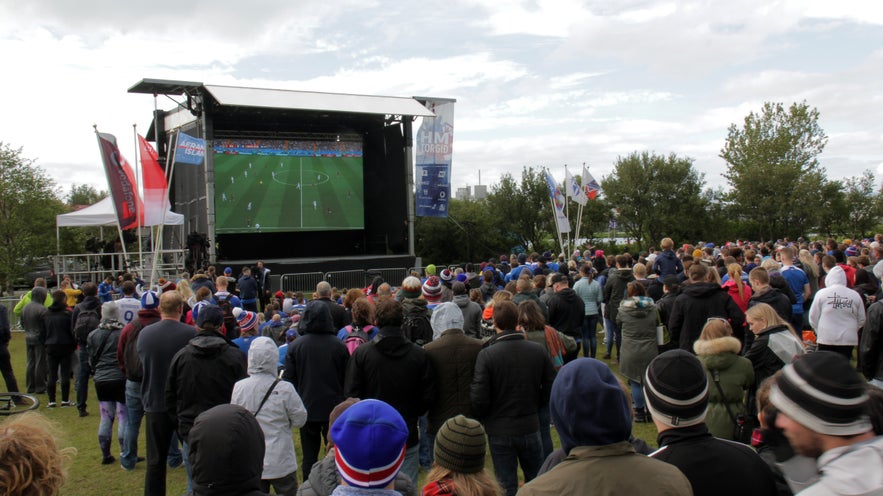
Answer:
[
  {"left": 770, "top": 351, "right": 871, "bottom": 436},
  {"left": 644, "top": 349, "right": 709, "bottom": 428},
  {"left": 433, "top": 415, "right": 487, "bottom": 474}
]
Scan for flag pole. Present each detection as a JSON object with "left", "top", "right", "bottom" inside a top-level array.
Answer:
[
  {"left": 546, "top": 167, "right": 566, "bottom": 258},
  {"left": 574, "top": 162, "right": 585, "bottom": 249},
  {"left": 563, "top": 164, "right": 570, "bottom": 257},
  {"left": 94, "top": 125, "right": 131, "bottom": 273},
  {"left": 150, "top": 129, "right": 180, "bottom": 289},
  {"left": 133, "top": 123, "right": 145, "bottom": 277}
]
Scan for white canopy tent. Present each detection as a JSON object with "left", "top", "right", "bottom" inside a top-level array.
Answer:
[{"left": 56, "top": 197, "right": 184, "bottom": 227}]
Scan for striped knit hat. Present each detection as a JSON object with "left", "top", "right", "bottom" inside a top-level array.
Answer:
[
  {"left": 644, "top": 349, "right": 709, "bottom": 428},
  {"left": 331, "top": 399, "right": 408, "bottom": 489},
  {"left": 233, "top": 307, "right": 258, "bottom": 332},
  {"left": 434, "top": 415, "right": 487, "bottom": 474},
  {"left": 770, "top": 352, "right": 871, "bottom": 436},
  {"left": 422, "top": 276, "right": 443, "bottom": 302}
]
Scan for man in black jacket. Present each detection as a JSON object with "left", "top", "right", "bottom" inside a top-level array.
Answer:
[
  {"left": 72, "top": 282, "right": 102, "bottom": 417},
  {"left": 315, "top": 281, "right": 349, "bottom": 330},
  {"left": 471, "top": 300, "right": 555, "bottom": 496},
  {"left": 344, "top": 297, "right": 434, "bottom": 486},
  {"left": 602, "top": 255, "right": 635, "bottom": 360},
  {"left": 546, "top": 273, "right": 585, "bottom": 361},
  {"left": 646, "top": 349, "right": 778, "bottom": 496},
  {"left": 165, "top": 305, "right": 247, "bottom": 493},
  {"left": 669, "top": 263, "right": 745, "bottom": 351},
  {"left": 283, "top": 300, "right": 349, "bottom": 482}
]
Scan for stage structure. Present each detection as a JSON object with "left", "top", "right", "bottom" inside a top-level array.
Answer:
[{"left": 128, "top": 79, "right": 441, "bottom": 273}]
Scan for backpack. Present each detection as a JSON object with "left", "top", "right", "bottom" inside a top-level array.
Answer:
[
  {"left": 74, "top": 307, "right": 101, "bottom": 343},
  {"left": 402, "top": 310, "right": 433, "bottom": 347},
  {"left": 344, "top": 324, "right": 373, "bottom": 355},
  {"left": 122, "top": 320, "right": 144, "bottom": 382},
  {"left": 216, "top": 294, "right": 241, "bottom": 339}
]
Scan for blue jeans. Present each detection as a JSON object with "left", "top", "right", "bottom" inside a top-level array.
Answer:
[
  {"left": 582, "top": 314, "right": 599, "bottom": 358},
  {"left": 76, "top": 346, "right": 91, "bottom": 411},
  {"left": 537, "top": 404, "right": 552, "bottom": 460},
  {"left": 183, "top": 439, "right": 193, "bottom": 494},
  {"left": 629, "top": 379, "right": 646, "bottom": 409},
  {"left": 604, "top": 318, "right": 621, "bottom": 358},
  {"left": 121, "top": 380, "right": 144, "bottom": 469},
  {"left": 401, "top": 445, "right": 419, "bottom": 489},
  {"left": 488, "top": 431, "right": 543, "bottom": 496},
  {"left": 418, "top": 414, "right": 433, "bottom": 469}
]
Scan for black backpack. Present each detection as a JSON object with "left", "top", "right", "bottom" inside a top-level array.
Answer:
[
  {"left": 402, "top": 309, "right": 433, "bottom": 347},
  {"left": 74, "top": 307, "right": 101, "bottom": 343},
  {"left": 216, "top": 294, "right": 241, "bottom": 339},
  {"left": 122, "top": 320, "right": 144, "bottom": 382}
]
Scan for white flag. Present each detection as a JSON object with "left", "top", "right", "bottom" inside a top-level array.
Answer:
[{"left": 565, "top": 168, "right": 588, "bottom": 206}]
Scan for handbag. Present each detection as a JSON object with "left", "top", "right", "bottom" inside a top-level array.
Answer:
[
  {"left": 655, "top": 310, "right": 670, "bottom": 346},
  {"left": 711, "top": 370, "right": 757, "bottom": 444}
]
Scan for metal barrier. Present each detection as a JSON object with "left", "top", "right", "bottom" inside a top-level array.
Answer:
[
  {"left": 366, "top": 268, "right": 408, "bottom": 286},
  {"left": 0, "top": 297, "right": 22, "bottom": 330},
  {"left": 324, "top": 270, "right": 367, "bottom": 291},
  {"left": 280, "top": 272, "right": 324, "bottom": 293}
]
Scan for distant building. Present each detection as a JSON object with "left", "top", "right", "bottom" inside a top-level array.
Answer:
[
  {"left": 473, "top": 185, "right": 487, "bottom": 200},
  {"left": 456, "top": 187, "right": 471, "bottom": 201}
]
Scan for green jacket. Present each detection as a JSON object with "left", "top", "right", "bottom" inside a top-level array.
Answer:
[
  {"left": 694, "top": 336, "right": 755, "bottom": 440},
  {"left": 518, "top": 442, "right": 693, "bottom": 496},
  {"left": 616, "top": 296, "right": 658, "bottom": 383},
  {"left": 13, "top": 289, "right": 52, "bottom": 316}
]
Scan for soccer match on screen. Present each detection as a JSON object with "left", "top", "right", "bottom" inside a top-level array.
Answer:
[{"left": 213, "top": 138, "right": 365, "bottom": 234}]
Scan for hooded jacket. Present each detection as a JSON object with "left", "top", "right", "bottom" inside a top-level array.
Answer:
[
  {"left": 423, "top": 328, "right": 482, "bottom": 434},
  {"left": 71, "top": 295, "right": 102, "bottom": 345},
  {"left": 723, "top": 279, "right": 753, "bottom": 313},
  {"left": 808, "top": 266, "right": 866, "bottom": 346},
  {"left": 283, "top": 301, "right": 349, "bottom": 422},
  {"left": 693, "top": 336, "right": 755, "bottom": 440},
  {"left": 232, "top": 337, "right": 308, "bottom": 480},
  {"left": 616, "top": 296, "right": 658, "bottom": 383},
  {"left": 116, "top": 308, "right": 161, "bottom": 381},
  {"left": 42, "top": 299, "right": 75, "bottom": 355},
  {"left": 21, "top": 287, "right": 48, "bottom": 345},
  {"left": 165, "top": 328, "right": 248, "bottom": 440},
  {"left": 652, "top": 250, "right": 684, "bottom": 277},
  {"left": 573, "top": 276, "right": 603, "bottom": 316},
  {"left": 669, "top": 282, "right": 746, "bottom": 351},
  {"left": 603, "top": 268, "right": 635, "bottom": 322},
  {"left": 521, "top": 359, "right": 692, "bottom": 496},
  {"left": 344, "top": 325, "right": 434, "bottom": 448},
  {"left": 744, "top": 324, "right": 805, "bottom": 416},
  {"left": 546, "top": 287, "right": 586, "bottom": 337},
  {"left": 87, "top": 318, "right": 126, "bottom": 383},
  {"left": 189, "top": 404, "right": 270, "bottom": 496},
  {"left": 749, "top": 287, "right": 793, "bottom": 323},
  {"left": 452, "top": 294, "right": 483, "bottom": 338}
]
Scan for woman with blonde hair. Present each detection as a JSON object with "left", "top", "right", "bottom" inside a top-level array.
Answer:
[
  {"left": 423, "top": 416, "right": 503, "bottom": 496},
  {"left": 722, "top": 263, "right": 752, "bottom": 313},
  {"left": 743, "top": 303, "right": 805, "bottom": 415},
  {"left": 693, "top": 318, "right": 754, "bottom": 440},
  {"left": 0, "top": 412, "right": 73, "bottom": 495}
]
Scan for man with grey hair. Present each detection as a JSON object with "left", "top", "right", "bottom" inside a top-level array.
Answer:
[
  {"left": 423, "top": 301, "right": 482, "bottom": 467},
  {"left": 314, "top": 281, "right": 349, "bottom": 330}
]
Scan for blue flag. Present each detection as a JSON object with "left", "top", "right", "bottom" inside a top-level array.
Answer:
[{"left": 175, "top": 131, "right": 206, "bottom": 166}]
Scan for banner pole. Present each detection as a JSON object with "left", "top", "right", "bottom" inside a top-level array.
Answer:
[
  {"left": 133, "top": 124, "right": 145, "bottom": 277},
  {"left": 150, "top": 130, "right": 180, "bottom": 288}
]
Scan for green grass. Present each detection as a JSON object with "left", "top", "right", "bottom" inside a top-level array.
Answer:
[{"left": 3, "top": 332, "right": 657, "bottom": 495}]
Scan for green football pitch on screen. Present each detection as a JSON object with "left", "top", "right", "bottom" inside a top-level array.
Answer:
[{"left": 214, "top": 154, "right": 365, "bottom": 234}]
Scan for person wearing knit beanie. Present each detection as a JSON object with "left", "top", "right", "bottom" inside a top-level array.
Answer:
[
  {"left": 422, "top": 276, "right": 443, "bottom": 304},
  {"left": 769, "top": 352, "right": 883, "bottom": 495},
  {"left": 520, "top": 358, "right": 692, "bottom": 496},
  {"left": 231, "top": 307, "right": 260, "bottom": 357},
  {"left": 423, "top": 416, "right": 503, "bottom": 496},
  {"left": 645, "top": 350, "right": 780, "bottom": 496},
  {"left": 400, "top": 276, "right": 423, "bottom": 300}
]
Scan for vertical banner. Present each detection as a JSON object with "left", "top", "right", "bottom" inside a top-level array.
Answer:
[
  {"left": 415, "top": 99, "right": 455, "bottom": 217},
  {"left": 544, "top": 171, "right": 571, "bottom": 233},
  {"left": 174, "top": 131, "right": 206, "bottom": 166},
  {"left": 565, "top": 168, "right": 588, "bottom": 205},
  {"left": 138, "top": 135, "right": 170, "bottom": 226},
  {"left": 96, "top": 132, "right": 141, "bottom": 230}
]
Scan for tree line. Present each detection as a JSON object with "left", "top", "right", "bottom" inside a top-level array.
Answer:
[{"left": 415, "top": 101, "right": 883, "bottom": 262}]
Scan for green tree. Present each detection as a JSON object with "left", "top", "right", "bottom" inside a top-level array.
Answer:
[
  {"left": 840, "top": 170, "right": 882, "bottom": 238},
  {"left": 68, "top": 183, "right": 106, "bottom": 206},
  {"left": 720, "top": 101, "right": 828, "bottom": 240},
  {"left": 0, "top": 143, "right": 66, "bottom": 294},
  {"left": 414, "top": 198, "right": 506, "bottom": 263},
  {"left": 485, "top": 166, "right": 555, "bottom": 253},
  {"left": 601, "top": 151, "right": 708, "bottom": 248}
]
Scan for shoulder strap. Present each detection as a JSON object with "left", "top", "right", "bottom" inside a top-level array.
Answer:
[
  {"left": 253, "top": 378, "right": 281, "bottom": 417},
  {"left": 91, "top": 328, "right": 115, "bottom": 366},
  {"left": 710, "top": 369, "right": 739, "bottom": 426}
]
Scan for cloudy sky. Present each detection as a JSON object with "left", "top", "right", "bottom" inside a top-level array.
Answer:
[{"left": 1, "top": 0, "right": 882, "bottom": 200}]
